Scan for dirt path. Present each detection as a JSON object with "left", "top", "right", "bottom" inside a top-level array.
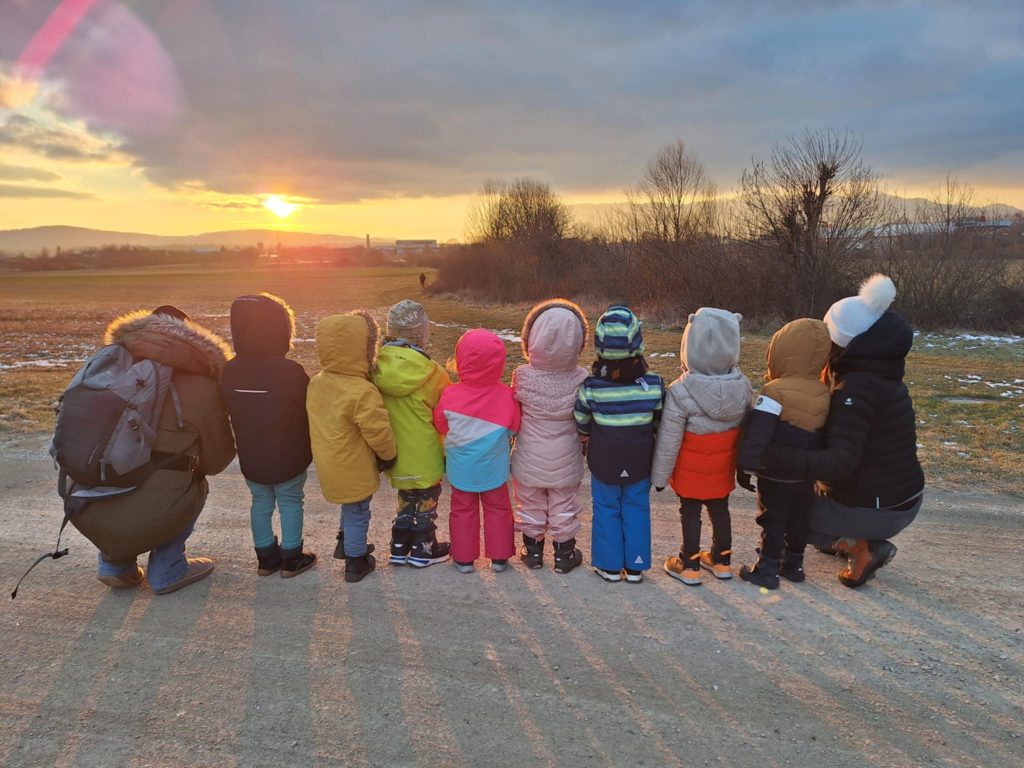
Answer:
[{"left": 1, "top": 435, "right": 1021, "bottom": 768}]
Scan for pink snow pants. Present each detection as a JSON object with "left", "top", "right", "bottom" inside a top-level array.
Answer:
[
  {"left": 450, "top": 484, "right": 515, "bottom": 563},
  {"left": 511, "top": 480, "right": 582, "bottom": 542}
]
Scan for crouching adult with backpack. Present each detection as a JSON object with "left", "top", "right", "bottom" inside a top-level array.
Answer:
[{"left": 68, "top": 306, "right": 236, "bottom": 595}]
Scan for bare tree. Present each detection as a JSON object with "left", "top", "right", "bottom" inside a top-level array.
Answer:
[
  {"left": 881, "top": 175, "right": 1009, "bottom": 326},
  {"left": 738, "top": 129, "right": 892, "bottom": 316},
  {"left": 466, "top": 177, "right": 570, "bottom": 246},
  {"left": 623, "top": 139, "right": 719, "bottom": 259}
]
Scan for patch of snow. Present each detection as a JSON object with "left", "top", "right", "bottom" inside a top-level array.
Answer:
[
  {"left": 0, "top": 358, "right": 81, "bottom": 370},
  {"left": 491, "top": 329, "right": 522, "bottom": 343}
]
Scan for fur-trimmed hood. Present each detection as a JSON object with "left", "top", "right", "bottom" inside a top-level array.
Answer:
[
  {"left": 104, "top": 310, "right": 232, "bottom": 378},
  {"left": 315, "top": 310, "right": 380, "bottom": 378},
  {"left": 520, "top": 298, "right": 588, "bottom": 372}
]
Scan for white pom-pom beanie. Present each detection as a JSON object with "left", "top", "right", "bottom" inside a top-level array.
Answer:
[{"left": 824, "top": 274, "right": 897, "bottom": 348}]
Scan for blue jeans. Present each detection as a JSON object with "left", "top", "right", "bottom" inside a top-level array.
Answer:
[
  {"left": 245, "top": 471, "right": 307, "bottom": 550},
  {"left": 590, "top": 477, "right": 652, "bottom": 572},
  {"left": 97, "top": 522, "right": 194, "bottom": 592},
  {"left": 341, "top": 496, "right": 373, "bottom": 557}
]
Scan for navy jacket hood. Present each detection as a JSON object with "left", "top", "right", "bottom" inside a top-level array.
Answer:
[{"left": 230, "top": 294, "right": 294, "bottom": 357}]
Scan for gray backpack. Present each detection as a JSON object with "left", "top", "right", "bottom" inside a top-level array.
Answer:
[
  {"left": 12, "top": 344, "right": 186, "bottom": 599},
  {"left": 50, "top": 344, "right": 181, "bottom": 489}
]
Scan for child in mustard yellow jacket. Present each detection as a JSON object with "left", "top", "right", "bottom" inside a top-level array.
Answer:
[{"left": 307, "top": 311, "right": 396, "bottom": 583}]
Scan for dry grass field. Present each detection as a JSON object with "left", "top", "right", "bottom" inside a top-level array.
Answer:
[{"left": 1, "top": 264, "right": 1022, "bottom": 493}]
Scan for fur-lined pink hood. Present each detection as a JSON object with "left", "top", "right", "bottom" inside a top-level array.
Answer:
[{"left": 105, "top": 310, "right": 231, "bottom": 378}]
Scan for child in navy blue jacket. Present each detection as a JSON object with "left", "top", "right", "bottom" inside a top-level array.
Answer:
[
  {"left": 222, "top": 293, "right": 316, "bottom": 578},
  {"left": 574, "top": 306, "right": 664, "bottom": 583}
]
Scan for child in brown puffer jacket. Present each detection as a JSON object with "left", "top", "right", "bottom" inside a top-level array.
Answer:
[{"left": 736, "top": 318, "right": 832, "bottom": 589}]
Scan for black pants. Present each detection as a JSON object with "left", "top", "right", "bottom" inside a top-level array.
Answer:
[
  {"left": 678, "top": 496, "right": 731, "bottom": 564},
  {"left": 755, "top": 479, "right": 813, "bottom": 561},
  {"left": 806, "top": 493, "right": 922, "bottom": 548}
]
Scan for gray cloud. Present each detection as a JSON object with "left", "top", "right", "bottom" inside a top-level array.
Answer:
[
  {"left": 0, "top": 114, "right": 120, "bottom": 162},
  {"left": 1, "top": 1, "right": 1021, "bottom": 199},
  {"left": 0, "top": 183, "right": 95, "bottom": 199},
  {"left": 0, "top": 163, "right": 60, "bottom": 182}
]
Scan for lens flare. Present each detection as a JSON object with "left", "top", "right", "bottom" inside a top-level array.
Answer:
[{"left": 263, "top": 195, "right": 298, "bottom": 219}]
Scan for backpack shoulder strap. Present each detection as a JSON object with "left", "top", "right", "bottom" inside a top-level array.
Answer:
[{"left": 10, "top": 513, "right": 70, "bottom": 600}]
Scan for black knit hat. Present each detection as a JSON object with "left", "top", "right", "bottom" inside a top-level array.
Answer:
[{"left": 152, "top": 305, "right": 190, "bottom": 322}]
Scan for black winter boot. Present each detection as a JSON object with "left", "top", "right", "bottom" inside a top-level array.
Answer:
[
  {"left": 280, "top": 542, "right": 317, "bottom": 578},
  {"left": 390, "top": 524, "right": 413, "bottom": 565},
  {"left": 345, "top": 553, "right": 376, "bottom": 583},
  {"left": 334, "top": 529, "right": 374, "bottom": 560},
  {"left": 254, "top": 538, "right": 282, "bottom": 576},
  {"left": 408, "top": 529, "right": 451, "bottom": 568},
  {"left": 780, "top": 549, "right": 806, "bottom": 583},
  {"left": 739, "top": 556, "right": 781, "bottom": 590},
  {"left": 552, "top": 538, "right": 582, "bottom": 574},
  {"left": 519, "top": 535, "right": 544, "bottom": 569}
]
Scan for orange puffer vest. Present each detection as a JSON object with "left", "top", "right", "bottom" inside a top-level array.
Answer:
[{"left": 669, "top": 427, "right": 741, "bottom": 500}]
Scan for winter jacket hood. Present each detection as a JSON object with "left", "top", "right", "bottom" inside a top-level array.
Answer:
[
  {"left": 682, "top": 372, "right": 751, "bottom": 423},
  {"left": 680, "top": 307, "right": 742, "bottom": 376},
  {"left": 830, "top": 310, "right": 913, "bottom": 381},
  {"left": 230, "top": 293, "right": 295, "bottom": 357},
  {"left": 315, "top": 311, "right": 378, "bottom": 379},
  {"left": 375, "top": 343, "right": 439, "bottom": 397},
  {"left": 455, "top": 328, "right": 506, "bottom": 385},
  {"left": 105, "top": 310, "right": 231, "bottom": 378},
  {"left": 521, "top": 299, "right": 588, "bottom": 372},
  {"left": 766, "top": 318, "right": 831, "bottom": 381}
]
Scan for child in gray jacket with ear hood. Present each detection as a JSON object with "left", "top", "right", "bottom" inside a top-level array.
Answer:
[{"left": 652, "top": 308, "right": 752, "bottom": 586}]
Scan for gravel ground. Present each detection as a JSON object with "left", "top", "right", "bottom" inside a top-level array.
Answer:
[{"left": 1, "top": 435, "right": 1021, "bottom": 768}]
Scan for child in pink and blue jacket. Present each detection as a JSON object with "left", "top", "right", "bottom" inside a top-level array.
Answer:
[{"left": 433, "top": 329, "right": 521, "bottom": 573}]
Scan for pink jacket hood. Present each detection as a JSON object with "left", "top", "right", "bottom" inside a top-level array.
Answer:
[
  {"left": 455, "top": 329, "right": 507, "bottom": 385},
  {"left": 521, "top": 300, "right": 588, "bottom": 372}
]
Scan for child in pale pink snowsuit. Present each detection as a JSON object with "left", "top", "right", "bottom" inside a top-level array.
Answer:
[
  {"left": 510, "top": 299, "right": 590, "bottom": 574},
  {"left": 434, "top": 329, "right": 521, "bottom": 572}
]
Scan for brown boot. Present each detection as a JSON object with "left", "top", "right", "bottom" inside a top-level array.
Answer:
[
  {"left": 839, "top": 540, "right": 897, "bottom": 588},
  {"left": 98, "top": 565, "right": 145, "bottom": 589}
]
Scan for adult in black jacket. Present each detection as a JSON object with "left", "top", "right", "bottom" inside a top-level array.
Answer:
[
  {"left": 221, "top": 293, "right": 315, "bottom": 577},
  {"left": 763, "top": 275, "right": 924, "bottom": 588}
]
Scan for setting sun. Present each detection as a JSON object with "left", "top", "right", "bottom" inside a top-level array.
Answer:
[{"left": 262, "top": 195, "right": 299, "bottom": 219}]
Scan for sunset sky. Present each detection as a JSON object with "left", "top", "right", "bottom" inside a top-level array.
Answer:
[{"left": 1, "top": 0, "right": 1022, "bottom": 241}]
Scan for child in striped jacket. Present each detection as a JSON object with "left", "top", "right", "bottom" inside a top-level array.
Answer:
[{"left": 574, "top": 306, "right": 664, "bottom": 583}]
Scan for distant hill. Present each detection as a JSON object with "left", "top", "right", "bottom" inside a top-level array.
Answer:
[{"left": 0, "top": 226, "right": 393, "bottom": 254}]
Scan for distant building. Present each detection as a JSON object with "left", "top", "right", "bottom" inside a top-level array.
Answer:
[{"left": 394, "top": 239, "right": 438, "bottom": 256}]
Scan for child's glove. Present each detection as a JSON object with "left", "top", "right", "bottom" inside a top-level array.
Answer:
[
  {"left": 736, "top": 470, "right": 755, "bottom": 492},
  {"left": 377, "top": 454, "right": 398, "bottom": 472}
]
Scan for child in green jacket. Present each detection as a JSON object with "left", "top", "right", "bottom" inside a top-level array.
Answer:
[{"left": 373, "top": 300, "right": 453, "bottom": 566}]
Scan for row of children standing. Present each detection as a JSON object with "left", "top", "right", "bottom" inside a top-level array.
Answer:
[{"left": 222, "top": 292, "right": 831, "bottom": 589}]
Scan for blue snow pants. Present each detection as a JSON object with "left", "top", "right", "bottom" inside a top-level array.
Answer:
[{"left": 590, "top": 477, "right": 652, "bottom": 572}]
